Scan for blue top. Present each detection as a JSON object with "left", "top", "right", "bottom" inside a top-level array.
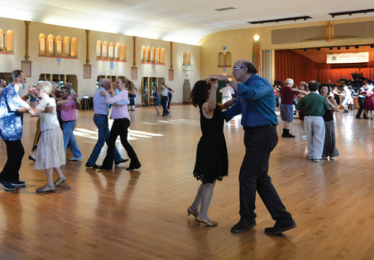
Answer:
[
  {"left": 224, "top": 74, "right": 278, "bottom": 128},
  {"left": 153, "top": 90, "right": 160, "bottom": 100},
  {"left": 167, "top": 87, "right": 173, "bottom": 96},
  {"left": 0, "top": 84, "right": 24, "bottom": 141},
  {"left": 94, "top": 87, "right": 129, "bottom": 114}
]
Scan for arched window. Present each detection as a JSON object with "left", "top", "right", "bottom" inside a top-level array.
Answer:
[
  {"left": 156, "top": 48, "right": 160, "bottom": 63},
  {"left": 5, "top": 30, "right": 14, "bottom": 52},
  {"left": 71, "top": 37, "right": 78, "bottom": 57},
  {"left": 161, "top": 48, "right": 165, "bottom": 64},
  {"left": 121, "top": 43, "right": 127, "bottom": 61},
  {"left": 56, "top": 35, "right": 62, "bottom": 56},
  {"left": 96, "top": 40, "right": 102, "bottom": 58},
  {"left": 109, "top": 42, "right": 114, "bottom": 59},
  {"left": 151, "top": 47, "right": 155, "bottom": 63},
  {"left": 63, "top": 36, "right": 71, "bottom": 56},
  {"left": 47, "top": 34, "right": 54, "bottom": 55},
  {"left": 146, "top": 46, "right": 151, "bottom": 62},
  {"left": 115, "top": 43, "right": 120, "bottom": 60},
  {"left": 225, "top": 52, "right": 231, "bottom": 67},
  {"left": 0, "top": 28, "right": 4, "bottom": 51},
  {"left": 141, "top": 45, "right": 145, "bottom": 62},
  {"left": 183, "top": 51, "right": 186, "bottom": 65},
  {"left": 102, "top": 41, "right": 108, "bottom": 59},
  {"left": 186, "top": 52, "right": 191, "bottom": 65},
  {"left": 39, "top": 33, "right": 46, "bottom": 55},
  {"left": 218, "top": 52, "right": 224, "bottom": 67}
]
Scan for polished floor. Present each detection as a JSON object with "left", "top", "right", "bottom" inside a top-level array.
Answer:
[{"left": 0, "top": 105, "right": 374, "bottom": 259}]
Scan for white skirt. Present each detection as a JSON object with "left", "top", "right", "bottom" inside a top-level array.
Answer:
[{"left": 35, "top": 127, "right": 66, "bottom": 170}]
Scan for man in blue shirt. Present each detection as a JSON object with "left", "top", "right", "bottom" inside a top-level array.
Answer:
[
  {"left": 208, "top": 59, "right": 296, "bottom": 235},
  {"left": 0, "top": 70, "right": 29, "bottom": 191}
]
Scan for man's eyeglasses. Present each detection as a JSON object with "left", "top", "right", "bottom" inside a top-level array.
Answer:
[{"left": 232, "top": 67, "right": 243, "bottom": 72}]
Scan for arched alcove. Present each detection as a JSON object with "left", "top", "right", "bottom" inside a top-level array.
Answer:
[
  {"left": 71, "top": 37, "right": 78, "bottom": 57},
  {"left": 56, "top": 35, "right": 63, "bottom": 55},
  {"left": 156, "top": 48, "right": 160, "bottom": 63},
  {"left": 96, "top": 40, "right": 102, "bottom": 58},
  {"left": 63, "top": 36, "right": 71, "bottom": 56},
  {"left": 183, "top": 51, "right": 186, "bottom": 65},
  {"left": 0, "top": 28, "right": 5, "bottom": 51},
  {"left": 225, "top": 52, "right": 232, "bottom": 67},
  {"left": 186, "top": 52, "right": 191, "bottom": 65},
  {"left": 115, "top": 43, "right": 120, "bottom": 60},
  {"left": 102, "top": 41, "right": 108, "bottom": 59},
  {"left": 161, "top": 48, "right": 165, "bottom": 64},
  {"left": 5, "top": 30, "right": 14, "bottom": 52},
  {"left": 39, "top": 33, "right": 46, "bottom": 55},
  {"left": 151, "top": 47, "right": 155, "bottom": 63},
  {"left": 141, "top": 45, "right": 145, "bottom": 62},
  {"left": 146, "top": 46, "right": 151, "bottom": 62},
  {"left": 109, "top": 42, "right": 115, "bottom": 59},
  {"left": 47, "top": 34, "right": 55, "bottom": 55},
  {"left": 121, "top": 43, "right": 127, "bottom": 61},
  {"left": 218, "top": 52, "right": 224, "bottom": 67}
]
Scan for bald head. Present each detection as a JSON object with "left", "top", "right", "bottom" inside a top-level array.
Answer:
[
  {"left": 232, "top": 59, "right": 257, "bottom": 83},
  {"left": 99, "top": 78, "right": 111, "bottom": 90}
]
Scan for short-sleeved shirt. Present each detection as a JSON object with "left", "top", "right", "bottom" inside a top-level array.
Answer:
[
  {"left": 280, "top": 86, "right": 298, "bottom": 104},
  {"left": 0, "top": 84, "right": 24, "bottom": 141},
  {"left": 60, "top": 98, "right": 77, "bottom": 122},
  {"left": 36, "top": 96, "right": 59, "bottom": 131}
]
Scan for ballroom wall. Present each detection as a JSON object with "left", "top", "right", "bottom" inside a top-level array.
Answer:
[{"left": 0, "top": 17, "right": 201, "bottom": 104}]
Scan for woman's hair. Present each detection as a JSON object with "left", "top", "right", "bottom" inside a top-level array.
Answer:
[
  {"left": 38, "top": 81, "right": 53, "bottom": 95},
  {"left": 126, "top": 80, "right": 136, "bottom": 93},
  {"left": 319, "top": 85, "right": 331, "bottom": 96},
  {"left": 117, "top": 76, "right": 129, "bottom": 85},
  {"left": 300, "top": 81, "right": 308, "bottom": 91},
  {"left": 190, "top": 80, "right": 211, "bottom": 107}
]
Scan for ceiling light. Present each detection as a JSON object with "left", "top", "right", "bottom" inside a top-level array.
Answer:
[
  {"left": 316, "top": 48, "right": 320, "bottom": 51},
  {"left": 215, "top": 7, "right": 236, "bottom": 11},
  {"left": 304, "top": 49, "right": 307, "bottom": 51},
  {"left": 355, "top": 46, "right": 359, "bottom": 49}
]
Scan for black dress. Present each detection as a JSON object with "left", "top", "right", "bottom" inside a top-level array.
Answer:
[{"left": 193, "top": 102, "right": 228, "bottom": 184}]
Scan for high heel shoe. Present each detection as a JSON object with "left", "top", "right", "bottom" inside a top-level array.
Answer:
[
  {"left": 196, "top": 216, "right": 218, "bottom": 227},
  {"left": 187, "top": 207, "right": 198, "bottom": 219},
  {"left": 36, "top": 185, "right": 55, "bottom": 193},
  {"left": 54, "top": 176, "right": 67, "bottom": 187}
]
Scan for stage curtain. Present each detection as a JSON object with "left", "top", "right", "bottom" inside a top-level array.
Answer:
[{"left": 275, "top": 50, "right": 316, "bottom": 86}]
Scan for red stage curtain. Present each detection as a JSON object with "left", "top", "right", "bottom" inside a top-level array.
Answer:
[
  {"left": 275, "top": 50, "right": 316, "bottom": 86},
  {"left": 275, "top": 50, "right": 374, "bottom": 86}
]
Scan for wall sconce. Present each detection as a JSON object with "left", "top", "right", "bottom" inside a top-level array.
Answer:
[{"left": 253, "top": 34, "right": 260, "bottom": 43}]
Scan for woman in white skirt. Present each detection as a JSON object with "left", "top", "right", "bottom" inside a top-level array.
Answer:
[{"left": 15, "top": 81, "right": 66, "bottom": 193}]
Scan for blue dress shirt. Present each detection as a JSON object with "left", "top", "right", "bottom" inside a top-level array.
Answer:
[
  {"left": 224, "top": 74, "right": 278, "bottom": 128},
  {"left": 0, "top": 84, "right": 24, "bottom": 141}
]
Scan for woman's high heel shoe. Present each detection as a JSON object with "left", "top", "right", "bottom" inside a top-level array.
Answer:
[
  {"left": 196, "top": 216, "right": 218, "bottom": 227},
  {"left": 187, "top": 207, "right": 198, "bottom": 219}
]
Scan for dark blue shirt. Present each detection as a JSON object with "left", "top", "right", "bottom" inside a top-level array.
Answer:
[
  {"left": 0, "top": 84, "right": 24, "bottom": 141},
  {"left": 224, "top": 74, "right": 278, "bottom": 127}
]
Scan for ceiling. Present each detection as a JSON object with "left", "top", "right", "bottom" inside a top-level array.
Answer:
[
  {"left": 0, "top": 0, "right": 374, "bottom": 45},
  {"left": 293, "top": 46, "right": 374, "bottom": 63}
]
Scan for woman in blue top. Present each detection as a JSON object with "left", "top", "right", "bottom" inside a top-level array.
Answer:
[{"left": 151, "top": 85, "right": 160, "bottom": 115}]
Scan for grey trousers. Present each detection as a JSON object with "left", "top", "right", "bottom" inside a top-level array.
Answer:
[{"left": 304, "top": 116, "right": 325, "bottom": 160}]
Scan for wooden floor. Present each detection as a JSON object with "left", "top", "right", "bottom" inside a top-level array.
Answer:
[{"left": 1, "top": 105, "right": 374, "bottom": 260}]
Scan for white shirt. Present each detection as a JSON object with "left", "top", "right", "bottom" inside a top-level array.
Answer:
[{"left": 36, "top": 96, "right": 59, "bottom": 132}]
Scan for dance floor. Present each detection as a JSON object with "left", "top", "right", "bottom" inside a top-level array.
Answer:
[{"left": 1, "top": 105, "right": 374, "bottom": 259}]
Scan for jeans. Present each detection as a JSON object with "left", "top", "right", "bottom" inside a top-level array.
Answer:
[
  {"left": 161, "top": 96, "right": 169, "bottom": 116},
  {"left": 87, "top": 115, "right": 122, "bottom": 164},
  {"left": 102, "top": 118, "right": 141, "bottom": 169},
  {"left": 0, "top": 140, "right": 25, "bottom": 182},
  {"left": 62, "top": 120, "right": 82, "bottom": 158},
  {"left": 239, "top": 126, "right": 294, "bottom": 225}
]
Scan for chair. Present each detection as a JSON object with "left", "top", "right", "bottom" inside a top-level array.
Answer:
[{"left": 81, "top": 96, "right": 90, "bottom": 110}]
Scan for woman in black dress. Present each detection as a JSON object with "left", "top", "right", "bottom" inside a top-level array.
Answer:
[{"left": 187, "top": 80, "right": 233, "bottom": 227}]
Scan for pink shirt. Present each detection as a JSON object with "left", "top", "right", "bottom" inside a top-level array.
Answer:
[
  {"left": 106, "top": 89, "right": 130, "bottom": 120},
  {"left": 60, "top": 98, "right": 77, "bottom": 121}
]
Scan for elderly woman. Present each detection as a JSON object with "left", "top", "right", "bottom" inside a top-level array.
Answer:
[
  {"left": 16, "top": 81, "right": 66, "bottom": 192},
  {"left": 99, "top": 76, "right": 141, "bottom": 171},
  {"left": 319, "top": 85, "right": 339, "bottom": 160}
]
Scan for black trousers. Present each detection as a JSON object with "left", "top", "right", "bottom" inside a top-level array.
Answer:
[
  {"left": 0, "top": 140, "right": 25, "bottom": 182},
  {"left": 167, "top": 94, "right": 172, "bottom": 109},
  {"left": 102, "top": 118, "right": 141, "bottom": 169},
  {"left": 356, "top": 97, "right": 366, "bottom": 118},
  {"left": 161, "top": 96, "right": 169, "bottom": 116},
  {"left": 239, "top": 126, "right": 294, "bottom": 225}
]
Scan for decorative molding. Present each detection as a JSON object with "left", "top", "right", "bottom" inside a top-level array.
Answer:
[
  {"left": 84, "top": 64, "right": 91, "bottom": 79},
  {"left": 168, "top": 69, "right": 174, "bottom": 81},
  {"left": 141, "top": 62, "right": 165, "bottom": 65},
  {"left": 0, "top": 51, "right": 14, "bottom": 55},
  {"left": 96, "top": 59, "right": 126, "bottom": 62},
  {"left": 24, "top": 21, "right": 30, "bottom": 60},
  {"left": 38, "top": 55, "right": 78, "bottom": 59},
  {"left": 85, "top": 30, "right": 90, "bottom": 64},
  {"left": 131, "top": 67, "right": 137, "bottom": 80},
  {"left": 21, "top": 60, "right": 32, "bottom": 77},
  {"left": 133, "top": 36, "right": 136, "bottom": 66}
]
